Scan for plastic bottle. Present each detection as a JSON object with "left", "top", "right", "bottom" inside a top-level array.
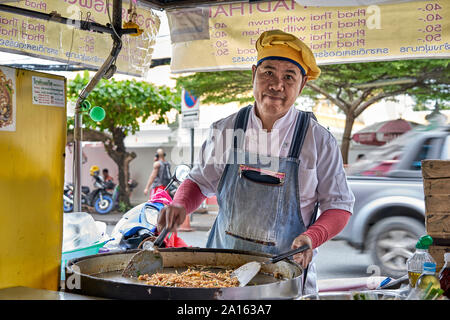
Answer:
[
  {"left": 416, "top": 262, "right": 441, "bottom": 296},
  {"left": 439, "top": 253, "right": 450, "bottom": 298},
  {"left": 406, "top": 235, "right": 436, "bottom": 288}
]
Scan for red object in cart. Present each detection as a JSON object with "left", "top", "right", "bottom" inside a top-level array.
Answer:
[
  {"left": 150, "top": 188, "right": 189, "bottom": 247},
  {"left": 163, "top": 231, "right": 188, "bottom": 248}
]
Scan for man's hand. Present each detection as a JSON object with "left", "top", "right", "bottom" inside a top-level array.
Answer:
[
  {"left": 143, "top": 188, "right": 149, "bottom": 195},
  {"left": 158, "top": 204, "right": 187, "bottom": 232},
  {"left": 291, "top": 234, "right": 313, "bottom": 269}
]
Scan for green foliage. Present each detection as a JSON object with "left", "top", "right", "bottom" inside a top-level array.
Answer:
[
  {"left": 67, "top": 71, "right": 181, "bottom": 134},
  {"left": 66, "top": 71, "right": 181, "bottom": 206},
  {"left": 118, "top": 201, "right": 132, "bottom": 213},
  {"left": 310, "top": 59, "right": 449, "bottom": 110}
]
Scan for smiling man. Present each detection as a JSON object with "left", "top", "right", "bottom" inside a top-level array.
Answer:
[{"left": 158, "top": 30, "right": 355, "bottom": 294}]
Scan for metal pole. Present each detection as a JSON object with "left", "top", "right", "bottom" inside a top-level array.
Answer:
[
  {"left": 190, "top": 128, "right": 195, "bottom": 167},
  {"left": 73, "top": 0, "right": 123, "bottom": 211},
  {"left": 73, "top": 108, "right": 83, "bottom": 212}
]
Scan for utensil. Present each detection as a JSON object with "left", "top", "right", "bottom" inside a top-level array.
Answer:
[
  {"left": 377, "top": 277, "right": 392, "bottom": 289},
  {"left": 232, "top": 245, "right": 309, "bottom": 287},
  {"left": 121, "top": 164, "right": 191, "bottom": 278},
  {"left": 377, "top": 274, "right": 409, "bottom": 289},
  {"left": 121, "top": 227, "right": 169, "bottom": 278}
]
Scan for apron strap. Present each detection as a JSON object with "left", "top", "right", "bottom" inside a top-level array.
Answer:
[
  {"left": 233, "top": 105, "right": 252, "bottom": 149},
  {"left": 288, "top": 111, "right": 317, "bottom": 295},
  {"left": 288, "top": 111, "right": 312, "bottom": 159},
  {"left": 302, "top": 202, "right": 319, "bottom": 295}
]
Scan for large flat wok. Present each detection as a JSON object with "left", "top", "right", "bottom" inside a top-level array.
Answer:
[{"left": 65, "top": 247, "right": 303, "bottom": 300}]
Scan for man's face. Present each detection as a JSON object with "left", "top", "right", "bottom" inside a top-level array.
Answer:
[{"left": 252, "top": 59, "right": 307, "bottom": 118}]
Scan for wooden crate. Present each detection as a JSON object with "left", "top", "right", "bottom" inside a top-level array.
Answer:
[
  {"left": 422, "top": 160, "right": 450, "bottom": 240},
  {"left": 423, "top": 178, "right": 450, "bottom": 196},
  {"left": 426, "top": 214, "right": 450, "bottom": 238},
  {"left": 424, "top": 195, "right": 450, "bottom": 213},
  {"left": 429, "top": 245, "right": 449, "bottom": 272},
  {"left": 422, "top": 160, "right": 450, "bottom": 179}
]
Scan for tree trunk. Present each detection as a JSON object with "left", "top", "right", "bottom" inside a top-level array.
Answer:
[
  {"left": 341, "top": 114, "right": 355, "bottom": 165},
  {"left": 109, "top": 128, "right": 136, "bottom": 208}
]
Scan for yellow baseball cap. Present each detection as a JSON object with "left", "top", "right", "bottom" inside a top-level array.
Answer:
[{"left": 256, "top": 29, "right": 321, "bottom": 80}]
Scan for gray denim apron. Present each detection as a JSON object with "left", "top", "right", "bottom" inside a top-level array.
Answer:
[{"left": 206, "top": 105, "right": 319, "bottom": 295}]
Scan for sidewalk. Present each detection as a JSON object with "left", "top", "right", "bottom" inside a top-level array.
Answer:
[
  {"left": 91, "top": 210, "right": 217, "bottom": 232},
  {"left": 188, "top": 211, "right": 217, "bottom": 231}
]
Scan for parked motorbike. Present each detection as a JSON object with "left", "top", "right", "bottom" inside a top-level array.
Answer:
[
  {"left": 63, "top": 165, "right": 114, "bottom": 214},
  {"left": 63, "top": 177, "right": 139, "bottom": 214},
  {"left": 107, "top": 164, "right": 191, "bottom": 250},
  {"left": 63, "top": 183, "right": 88, "bottom": 213},
  {"left": 89, "top": 172, "right": 116, "bottom": 214}
]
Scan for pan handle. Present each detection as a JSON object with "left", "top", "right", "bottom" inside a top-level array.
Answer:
[
  {"left": 153, "top": 227, "right": 169, "bottom": 248},
  {"left": 269, "top": 245, "right": 310, "bottom": 264}
]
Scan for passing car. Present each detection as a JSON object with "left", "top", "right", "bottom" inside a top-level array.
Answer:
[{"left": 338, "top": 125, "right": 450, "bottom": 278}]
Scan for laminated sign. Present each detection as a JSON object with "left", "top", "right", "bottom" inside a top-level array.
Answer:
[
  {"left": 32, "top": 76, "right": 65, "bottom": 107},
  {"left": 170, "top": 0, "right": 450, "bottom": 72},
  {"left": 181, "top": 88, "right": 199, "bottom": 129},
  {"left": 0, "top": 0, "right": 160, "bottom": 76}
]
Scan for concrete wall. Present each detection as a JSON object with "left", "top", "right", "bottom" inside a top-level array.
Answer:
[
  {"left": 64, "top": 142, "right": 118, "bottom": 193},
  {"left": 128, "top": 146, "right": 175, "bottom": 204}
]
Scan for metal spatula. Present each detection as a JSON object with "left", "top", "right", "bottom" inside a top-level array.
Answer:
[
  {"left": 121, "top": 227, "right": 169, "bottom": 278},
  {"left": 232, "top": 245, "right": 310, "bottom": 287}
]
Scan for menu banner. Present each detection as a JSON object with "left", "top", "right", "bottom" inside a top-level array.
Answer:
[
  {"left": 170, "top": 0, "right": 449, "bottom": 73},
  {"left": 0, "top": 0, "right": 160, "bottom": 76}
]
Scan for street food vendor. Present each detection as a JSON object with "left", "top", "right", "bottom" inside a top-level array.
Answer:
[{"left": 158, "top": 30, "right": 355, "bottom": 294}]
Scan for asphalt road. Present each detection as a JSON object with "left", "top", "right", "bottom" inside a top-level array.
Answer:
[{"left": 105, "top": 225, "right": 373, "bottom": 280}]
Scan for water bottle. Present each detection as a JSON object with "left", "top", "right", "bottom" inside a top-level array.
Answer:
[{"left": 406, "top": 235, "right": 436, "bottom": 288}]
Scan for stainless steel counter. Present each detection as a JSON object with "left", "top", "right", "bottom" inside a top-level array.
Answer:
[{"left": 0, "top": 286, "right": 106, "bottom": 300}]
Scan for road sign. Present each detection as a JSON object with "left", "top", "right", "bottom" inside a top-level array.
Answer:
[
  {"left": 181, "top": 111, "right": 199, "bottom": 128},
  {"left": 181, "top": 88, "right": 199, "bottom": 128}
]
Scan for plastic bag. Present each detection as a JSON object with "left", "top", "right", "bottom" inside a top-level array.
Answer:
[{"left": 63, "top": 212, "right": 104, "bottom": 252}]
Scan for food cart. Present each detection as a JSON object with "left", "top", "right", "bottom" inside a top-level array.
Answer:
[{"left": 0, "top": 0, "right": 448, "bottom": 300}]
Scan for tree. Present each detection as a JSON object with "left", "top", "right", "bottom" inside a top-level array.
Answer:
[
  {"left": 176, "top": 59, "right": 449, "bottom": 163},
  {"left": 67, "top": 71, "right": 180, "bottom": 209}
]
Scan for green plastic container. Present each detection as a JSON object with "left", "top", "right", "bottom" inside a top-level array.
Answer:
[{"left": 61, "top": 240, "right": 109, "bottom": 280}]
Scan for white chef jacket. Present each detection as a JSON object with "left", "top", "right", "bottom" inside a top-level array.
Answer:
[{"left": 188, "top": 104, "right": 355, "bottom": 225}]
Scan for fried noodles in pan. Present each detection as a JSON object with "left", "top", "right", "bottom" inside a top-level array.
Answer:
[{"left": 138, "top": 266, "right": 240, "bottom": 288}]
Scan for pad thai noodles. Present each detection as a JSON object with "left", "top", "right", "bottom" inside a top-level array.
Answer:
[{"left": 137, "top": 267, "right": 239, "bottom": 288}]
